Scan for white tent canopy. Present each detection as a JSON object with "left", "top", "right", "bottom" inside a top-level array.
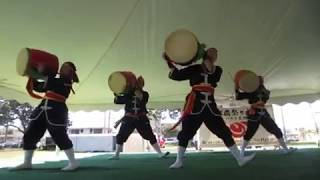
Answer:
[{"left": 1, "top": 0, "right": 319, "bottom": 110}]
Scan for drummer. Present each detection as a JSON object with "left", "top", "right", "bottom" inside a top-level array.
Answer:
[
  {"left": 109, "top": 75, "right": 170, "bottom": 160},
  {"left": 163, "top": 46, "right": 255, "bottom": 169},
  {"left": 11, "top": 60, "right": 80, "bottom": 171},
  {"left": 235, "top": 75, "right": 296, "bottom": 156}
]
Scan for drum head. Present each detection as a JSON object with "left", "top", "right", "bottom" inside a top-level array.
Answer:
[
  {"left": 238, "top": 72, "right": 260, "bottom": 93},
  {"left": 108, "top": 72, "right": 127, "bottom": 94},
  {"left": 16, "top": 48, "right": 29, "bottom": 76},
  {"left": 165, "top": 29, "right": 198, "bottom": 64}
]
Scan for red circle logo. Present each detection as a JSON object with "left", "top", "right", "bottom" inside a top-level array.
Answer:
[{"left": 229, "top": 121, "right": 247, "bottom": 138}]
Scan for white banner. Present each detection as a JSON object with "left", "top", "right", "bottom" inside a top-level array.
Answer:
[{"left": 199, "top": 105, "right": 278, "bottom": 147}]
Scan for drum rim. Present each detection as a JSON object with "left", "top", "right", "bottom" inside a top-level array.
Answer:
[
  {"left": 108, "top": 71, "right": 136, "bottom": 94},
  {"left": 238, "top": 73, "right": 260, "bottom": 93},
  {"left": 164, "top": 29, "right": 199, "bottom": 64},
  {"left": 16, "top": 48, "right": 30, "bottom": 76}
]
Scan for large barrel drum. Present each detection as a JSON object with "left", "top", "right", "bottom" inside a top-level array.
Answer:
[
  {"left": 164, "top": 29, "right": 200, "bottom": 65},
  {"left": 108, "top": 71, "right": 137, "bottom": 94},
  {"left": 234, "top": 70, "right": 260, "bottom": 93},
  {"left": 16, "top": 48, "right": 59, "bottom": 77}
]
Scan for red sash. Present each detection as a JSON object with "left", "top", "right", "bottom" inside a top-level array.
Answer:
[
  {"left": 125, "top": 112, "right": 146, "bottom": 118},
  {"left": 170, "top": 84, "right": 214, "bottom": 130},
  {"left": 44, "top": 91, "right": 66, "bottom": 103},
  {"left": 247, "top": 101, "right": 265, "bottom": 115}
]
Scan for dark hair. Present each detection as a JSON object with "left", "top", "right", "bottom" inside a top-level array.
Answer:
[
  {"left": 63, "top": 61, "right": 77, "bottom": 71},
  {"left": 137, "top": 76, "right": 145, "bottom": 89},
  {"left": 62, "top": 61, "right": 79, "bottom": 83},
  {"left": 203, "top": 48, "right": 217, "bottom": 60},
  {"left": 258, "top": 76, "right": 264, "bottom": 85}
]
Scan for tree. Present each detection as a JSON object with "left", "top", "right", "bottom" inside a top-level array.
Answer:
[
  {"left": 168, "top": 109, "right": 181, "bottom": 120},
  {"left": 162, "top": 125, "right": 179, "bottom": 138},
  {"left": 11, "top": 102, "right": 33, "bottom": 133},
  {"left": 0, "top": 100, "right": 11, "bottom": 142},
  {"left": 147, "top": 109, "right": 163, "bottom": 135},
  {"left": 147, "top": 109, "right": 163, "bottom": 121},
  {"left": 0, "top": 99, "right": 33, "bottom": 135},
  {"left": 147, "top": 108, "right": 181, "bottom": 138}
]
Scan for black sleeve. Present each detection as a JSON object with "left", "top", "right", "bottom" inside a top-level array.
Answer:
[
  {"left": 235, "top": 89, "right": 251, "bottom": 100},
  {"left": 44, "top": 75, "right": 57, "bottom": 90},
  {"left": 261, "top": 85, "right": 271, "bottom": 101},
  {"left": 163, "top": 53, "right": 175, "bottom": 69},
  {"left": 114, "top": 93, "right": 131, "bottom": 104},
  {"left": 32, "top": 75, "right": 56, "bottom": 92},
  {"left": 141, "top": 91, "right": 149, "bottom": 104},
  {"left": 32, "top": 79, "right": 47, "bottom": 92},
  {"left": 211, "top": 66, "right": 223, "bottom": 87},
  {"left": 169, "top": 65, "right": 199, "bottom": 81}
]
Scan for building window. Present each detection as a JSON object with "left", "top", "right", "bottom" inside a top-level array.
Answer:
[
  {"left": 94, "top": 129, "right": 103, "bottom": 134},
  {"left": 90, "top": 128, "right": 103, "bottom": 134},
  {"left": 70, "top": 129, "right": 80, "bottom": 134}
]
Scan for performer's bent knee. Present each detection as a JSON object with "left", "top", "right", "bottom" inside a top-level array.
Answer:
[
  {"left": 178, "top": 133, "right": 191, "bottom": 147},
  {"left": 243, "top": 133, "right": 254, "bottom": 141},
  {"left": 23, "top": 143, "right": 37, "bottom": 150},
  {"left": 56, "top": 139, "right": 73, "bottom": 150},
  {"left": 147, "top": 135, "right": 157, "bottom": 145},
  {"left": 221, "top": 135, "right": 235, "bottom": 147},
  {"left": 116, "top": 134, "right": 127, "bottom": 144},
  {"left": 22, "top": 136, "right": 38, "bottom": 150},
  {"left": 272, "top": 129, "right": 283, "bottom": 139}
]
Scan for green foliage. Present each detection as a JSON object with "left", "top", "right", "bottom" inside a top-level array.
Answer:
[{"left": 0, "top": 98, "right": 33, "bottom": 134}]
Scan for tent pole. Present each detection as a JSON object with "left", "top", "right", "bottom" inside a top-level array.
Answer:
[
  {"left": 107, "top": 111, "right": 111, "bottom": 133},
  {"left": 103, "top": 111, "right": 106, "bottom": 134},
  {"left": 280, "top": 105, "right": 287, "bottom": 141},
  {"left": 309, "top": 104, "right": 319, "bottom": 147}
]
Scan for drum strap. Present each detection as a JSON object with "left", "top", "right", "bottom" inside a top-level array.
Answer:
[{"left": 170, "top": 84, "right": 214, "bottom": 130}]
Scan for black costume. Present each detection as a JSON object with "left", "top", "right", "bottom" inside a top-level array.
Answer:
[
  {"left": 114, "top": 90, "right": 157, "bottom": 145},
  {"left": 23, "top": 76, "right": 73, "bottom": 150},
  {"left": 169, "top": 64, "right": 235, "bottom": 147},
  {"left": 235, "top": 85, "right": 283, "bottom": 141}
]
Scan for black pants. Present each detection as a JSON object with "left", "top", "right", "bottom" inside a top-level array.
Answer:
[
  {"left": 244, "top": 109, "right": 283, "bottom": 141},
  {"left": 178, "top": 107, "right": 235, "bottom": 147},
  {"left": 116, "top": 115, "right": 157, "bottom": 145},
  {"left": 23, "top": 100, "right": 73, "bottom": 150}
]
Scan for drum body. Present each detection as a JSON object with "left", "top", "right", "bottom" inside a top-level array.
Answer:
[
  {"left": 108, "top": 71, "right": 137, "bottom": 94},
  {"left": 234, "top": 70, "right": 260, "bottom": 93},
  {"left": 164, "top": 29, "right": 199, "bottom": 65},
  {"left": 16, "top": 48, "right": 59, "bottom": 77}
]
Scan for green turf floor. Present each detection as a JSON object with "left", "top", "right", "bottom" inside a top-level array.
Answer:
[{"left": 0, "top": 148, "right": 319, "bottom": 180}]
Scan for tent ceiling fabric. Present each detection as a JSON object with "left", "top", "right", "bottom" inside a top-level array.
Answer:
[{"left": 0, "top": 0, "right": 320, "bottom": 110}]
